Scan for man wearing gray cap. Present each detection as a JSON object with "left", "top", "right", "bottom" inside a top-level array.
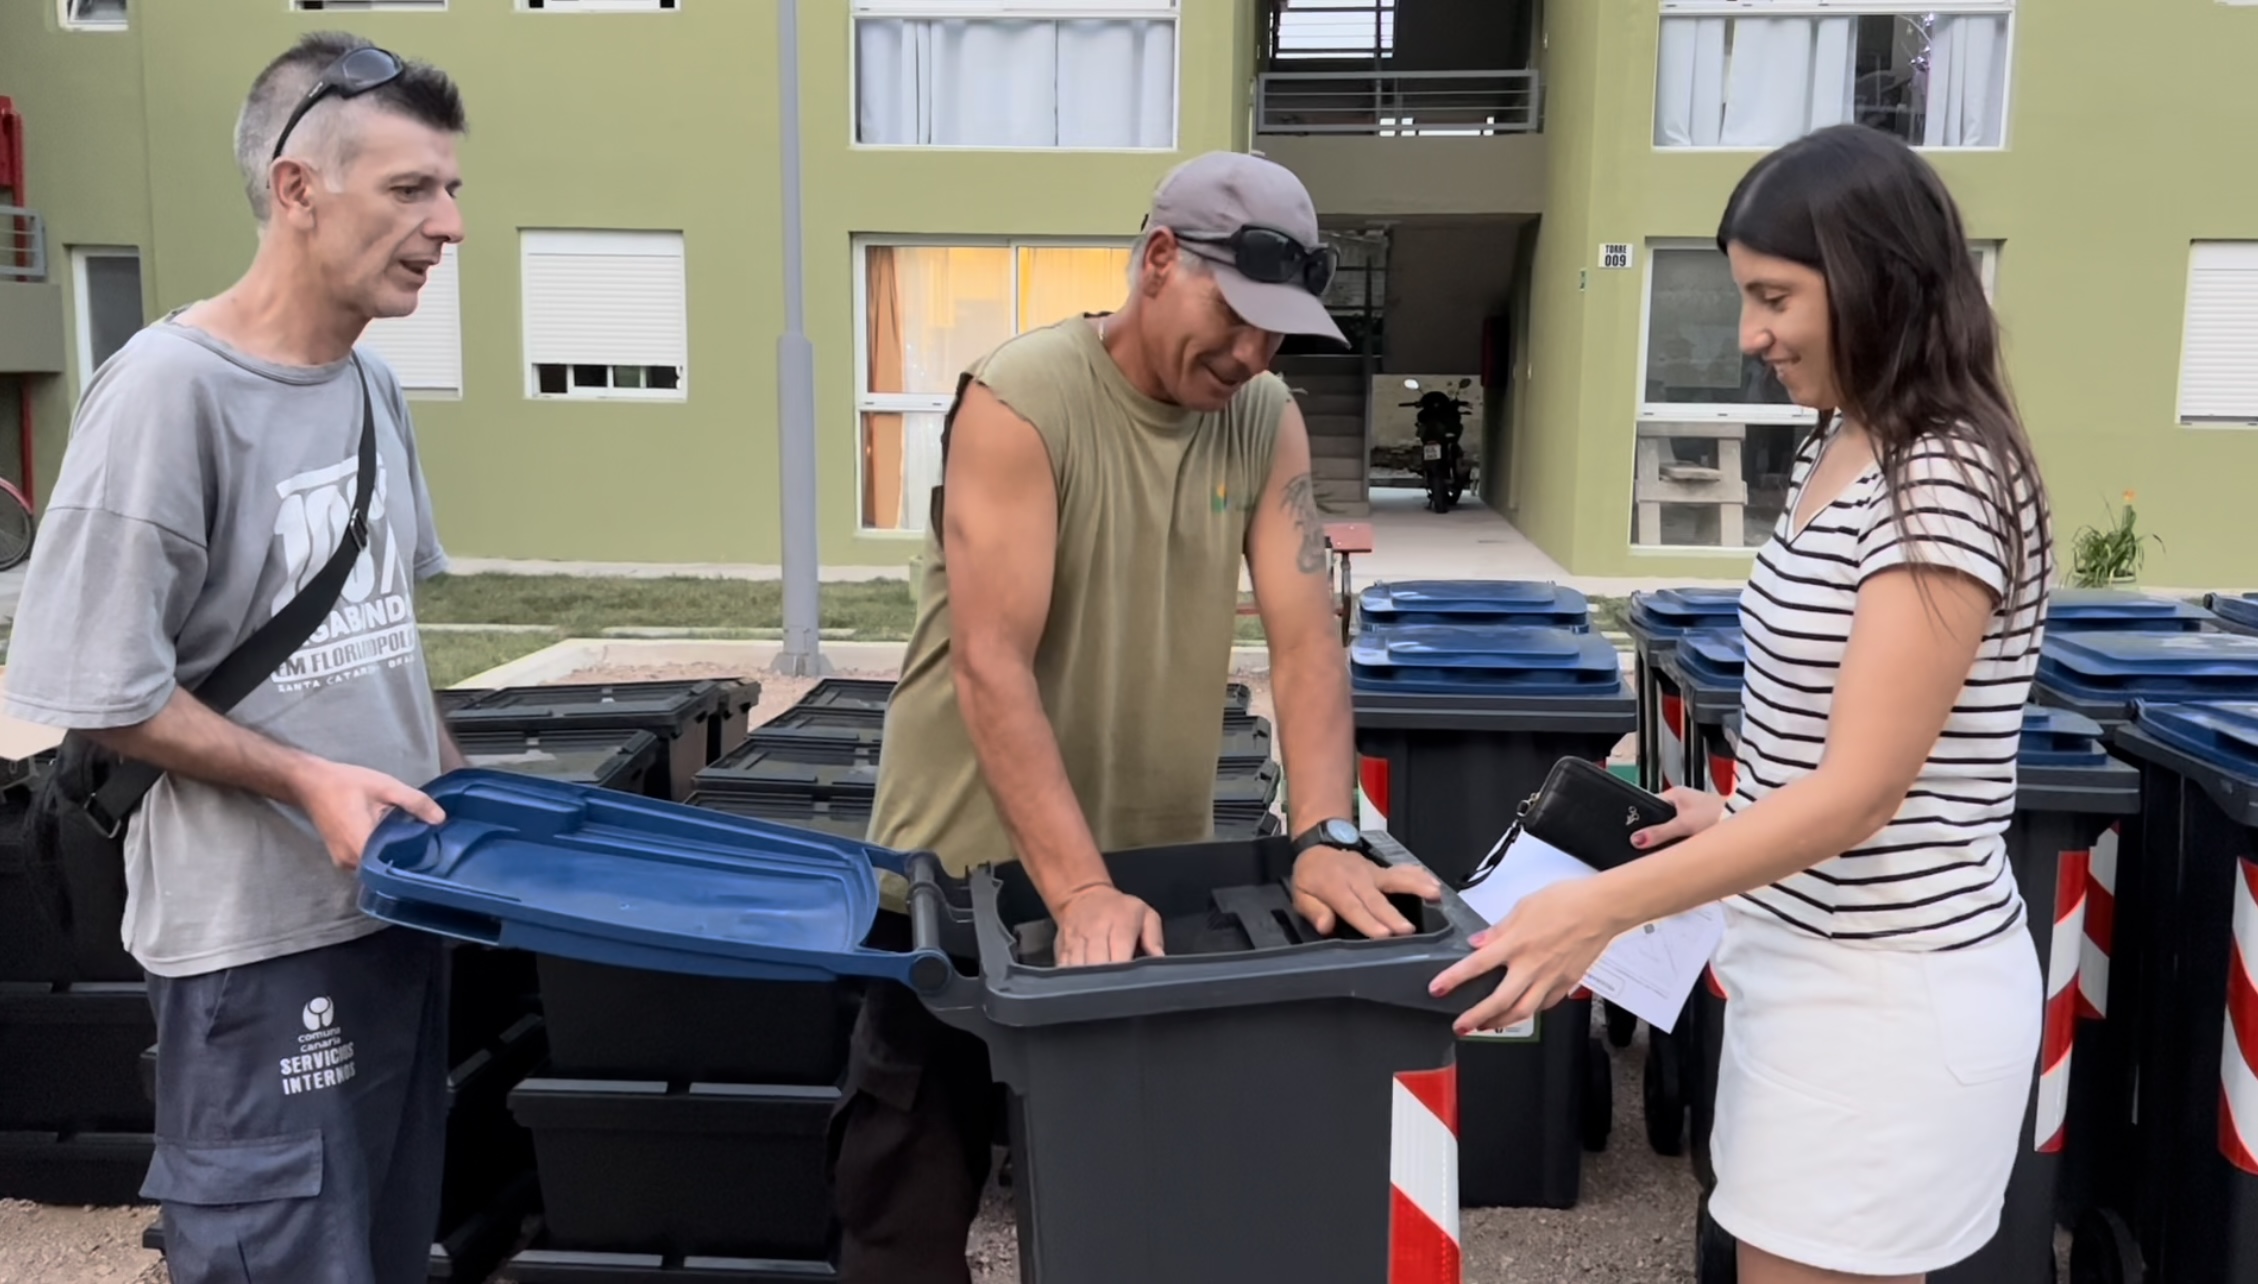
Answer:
[{"left": 830, "top": 152, "right": 1442, "bottom": 1280}]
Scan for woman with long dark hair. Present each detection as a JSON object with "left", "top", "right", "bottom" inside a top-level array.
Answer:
[{"left": 1433, "top": 124, "right": 2054, "bottom": 1282}]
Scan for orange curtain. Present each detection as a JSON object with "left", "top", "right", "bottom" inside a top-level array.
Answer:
[
  {"left": 865, "top": 247, "right": 907, "bottom": 529},
  {"left": 1017, "top": 246, "right": 1132, "bottom": 333}
]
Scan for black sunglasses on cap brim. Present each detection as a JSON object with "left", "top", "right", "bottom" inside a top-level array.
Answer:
[
  {"left": 1172, "top": 224, "right": 1338, "bottom": 298},
  {"left": 271, "top": 46, "right": 407, "bottom": 163}
]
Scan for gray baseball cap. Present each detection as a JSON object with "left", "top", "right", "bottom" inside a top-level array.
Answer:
[{"left": 1145, "top": 151, "right": 1346, "bottom": 346}]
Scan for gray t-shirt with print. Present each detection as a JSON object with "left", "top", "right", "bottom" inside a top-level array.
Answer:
[{"left": 4, "top": 315, "right": 449, "bottom": 978}]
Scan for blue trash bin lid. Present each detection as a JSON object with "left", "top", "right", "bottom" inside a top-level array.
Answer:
[
  {"left": 1360, "top": 580, "right": 1589, "bottom": 620},
  {"left": 357, "top": 770, "right": 937, "bottom": 986},
  {"left": 2038, "top": 632, "right": 2258, "bottom": 699},
  {"left": 1674, "top": 630, "right": 1746, "bottom": 691},
  {"left": 2045, "top": 590, "right": 2214, "bottom": 632},
  {"left": 2213, "top": 593, "right": 2258, "bottom": 632},
  {"left": 1350, "top": 624, "right": 1623, "bottom": 696},
  {"left": 2019, "top": 706, "right": 2110, "bottom": 769},
  {"left": 2129, "top": 703, "right": 2258, "bottom": 783},
  {"left": 1628, "top": 587, "right": 1743, "bottom": 629}
]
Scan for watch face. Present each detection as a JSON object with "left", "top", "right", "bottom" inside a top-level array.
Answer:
[{"left": 1320, "top": 819, "right": 1362, "bottom": 847}]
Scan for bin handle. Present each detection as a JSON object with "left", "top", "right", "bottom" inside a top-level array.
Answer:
[
  {"left": 357, "top": 890, "right": 506, "bottom": 947},
  {"left": 1367, "top": 830, "right": 1491, "bottom": 943},
  {"left": 905, "top": 851, "right": 984, "bottom": 1018}
]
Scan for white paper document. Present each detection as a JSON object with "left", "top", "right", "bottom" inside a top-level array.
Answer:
[{"left": 1458, "top": 832, "right": 1724, "bottom": 1034}]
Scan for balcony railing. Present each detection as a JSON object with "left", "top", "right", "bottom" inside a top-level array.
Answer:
[
  {"left": 1256, "top": 69, "right": 1541, "bottom": 136},
  {"left": 1, "top": 207, "right": 46, "bottom": 282}
]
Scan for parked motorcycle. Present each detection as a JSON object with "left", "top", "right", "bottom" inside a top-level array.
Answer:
[{"left": 1402, "top": 378, "right": 1475, "bottom": 513}]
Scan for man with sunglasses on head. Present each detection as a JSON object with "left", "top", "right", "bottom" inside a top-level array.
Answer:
[
  {"left": 5, "top": 33, "right": 466, "bottom": 1284},
  {"left": 833, "top": 151, "right": 1443, "bottom": 1282}
]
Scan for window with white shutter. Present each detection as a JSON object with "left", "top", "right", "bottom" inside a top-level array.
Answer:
[
  {"left": 2179, "top": 242, "right": 2258, "bottom": 425},
  {"left": 520, "top": 230, "right": 687, "bottom": 401},
  {"left": 359, "top": 244, "right": 462, "bottom": 397}
]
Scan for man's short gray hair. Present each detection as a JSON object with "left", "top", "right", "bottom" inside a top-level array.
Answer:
[
  {"left": 234, "top": 31, "right": 467, "bottom": 223},
  {"left": 1128, "top": 227, "right": 1211, "bottom": 287}
]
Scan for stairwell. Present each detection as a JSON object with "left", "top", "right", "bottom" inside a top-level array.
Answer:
[{"left": 1275, "top": 353, "right": 1371, "bottom": 517}]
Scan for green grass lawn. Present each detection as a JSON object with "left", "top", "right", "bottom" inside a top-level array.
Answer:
[
  {"left": 416, "top": 574, "right": 920, "bottom": 638},
  {"left": 422, "top": 629, "right": 562, "bottom": 689}
]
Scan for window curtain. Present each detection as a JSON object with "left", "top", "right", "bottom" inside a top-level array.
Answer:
[
  {"left": 864, "top": 248, "right": 907, "bottom": 530},
  {"left": 857, "top": 18, "right": 1173, "bottom": 147},
  {"left": 1923, "top": 15, "right": 2008, "bottom": 147},
  {"left": 1655, "top": 16, "right": 1856, "bottom": 148},
  {"left": 1016, "top": 247, "right": 1132, "bottom": 333}
]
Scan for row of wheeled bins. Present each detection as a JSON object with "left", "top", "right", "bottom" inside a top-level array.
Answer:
[
  {"left": 2, "top": 673, "right": 1280, "bottom": 1284},
  {"left": 1621, "top": 585, "right": 2258, "bottom": 1284}
]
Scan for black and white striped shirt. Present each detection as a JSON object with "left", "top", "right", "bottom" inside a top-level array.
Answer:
[{"left": 1728, "top": 428, "right": 2051, "bottom": 950}]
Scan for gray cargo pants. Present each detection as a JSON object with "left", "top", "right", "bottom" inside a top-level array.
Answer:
[{"left": 141, "top": 925, "right": 448, "bottom": 1284}]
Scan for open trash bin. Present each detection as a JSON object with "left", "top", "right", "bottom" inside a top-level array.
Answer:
[
  {"left": 452, "top": 728, "right": 663, "bottom": 796},
  {"left": 1624, "top": 588, "right": 1743, "bottom": 794},
  {"left": 1359, "top": 580, "right": 1591, "bottom": 631},
  {"left": 356, "top": 770, "right": 1483, "bottom": 1284},
  {"left": 2085, "top": 703, "right": 2258, "bottom": 1284}
]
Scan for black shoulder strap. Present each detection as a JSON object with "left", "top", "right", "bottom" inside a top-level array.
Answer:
[
  {"left": 83, "top": 357, "right": 382, "bottom": 833},
  {"left": 928, "top": 369, "right": 976, "bottom": 534}
]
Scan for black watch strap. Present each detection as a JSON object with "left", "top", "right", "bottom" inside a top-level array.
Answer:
[{"left": 1291, "top": 818, "right": 1369, "bottom": 855}]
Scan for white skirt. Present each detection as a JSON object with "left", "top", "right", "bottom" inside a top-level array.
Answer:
[{"left": 1706, "top": 906, "right": 2042, "bottom": 1276}]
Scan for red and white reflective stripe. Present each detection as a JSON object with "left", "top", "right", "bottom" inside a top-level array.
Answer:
[
  {"left": 2220, "top": 860, "right": 2258, "bottom": 1176},
  {"left": 2035, "top": 849, "right": 2089, "bottom": 1153},
  {"left": 1658, "top": 694, "right": 1688, "bottom": 789},
  {"left": 2080, "top": 824, "right": 2121, "bottom": 1021},
  {"left": 1360, "top": 756, "right": 1392, "bottom": 823},
  {"left": 1704, "top": 965, "right": 1727, "bottom": 1002},
  {"left": 1706, "top": 752, "right": 1737, "bottom": 799},
  {"left": 1391, "top": 1065, "right": 1461, "bottom": 1283}
]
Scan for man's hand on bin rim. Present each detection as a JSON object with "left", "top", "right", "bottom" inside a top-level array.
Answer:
[
  {"left": 1291, "top": 846, "right": 1441, "bottom": 939},
  {"left": 1052, "top": 884, "right": 1166, "bottom": 967},
  {"left": 291, "top": 758, "right": 447, "bottom": 872}
]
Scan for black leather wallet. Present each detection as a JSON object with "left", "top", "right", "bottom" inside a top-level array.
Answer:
[{"left": 1468, "top": 757, "right": 1681, "bottom": 884}]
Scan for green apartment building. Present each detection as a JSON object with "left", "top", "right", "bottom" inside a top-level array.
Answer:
[{"left": 0, "top": 0, "right": 2253, "bottom": 586}]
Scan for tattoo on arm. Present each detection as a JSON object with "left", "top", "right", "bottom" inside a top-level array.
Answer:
[{"left": 1280, "top": 473, "right": 1327, "bottom": 576}]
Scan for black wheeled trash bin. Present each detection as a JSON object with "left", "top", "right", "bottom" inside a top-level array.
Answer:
[
  {"left": 1929, "top": 707, "right": 2141, "bottom": 1284},
  {"left": 1624, "top": 588, "right": 1743, "bottom": 795},
  {"left": 916, "top": 830, "right": 1485, "bottom": 1284},
  {"left": 1352, "top": 622, "right": 1635, "bottom": 1209},
  {"left": 2087, "top": 702, "right": 2258, "bottom": 1284}
]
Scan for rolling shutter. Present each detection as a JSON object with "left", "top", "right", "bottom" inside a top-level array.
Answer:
[
  {"left": 2180, "top": 241, "right": 2258, "bottom": 422},
  {"left": 520, "top": 230, "right": 687, "bottom": 373}
]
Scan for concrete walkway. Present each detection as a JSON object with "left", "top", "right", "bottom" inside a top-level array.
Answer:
[{"left": 446, "top": 486, "right": 1737, "bottom": 599}]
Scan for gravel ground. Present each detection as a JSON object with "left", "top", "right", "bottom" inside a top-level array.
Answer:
[{"left": 0, "top": 1200, "right": 164, "bottom": 1284}]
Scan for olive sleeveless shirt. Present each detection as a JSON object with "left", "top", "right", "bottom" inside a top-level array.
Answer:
[{"left": 869, "top": 316, "right": 1288, "bottom": 877}]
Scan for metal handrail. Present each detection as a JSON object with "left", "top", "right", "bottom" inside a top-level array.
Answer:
[
  {"left": 1, "top": 206, "right": 46, "bottom": 282},
  {"left": 1256, "top": 68, "right": 1541, "bottom": 136}
]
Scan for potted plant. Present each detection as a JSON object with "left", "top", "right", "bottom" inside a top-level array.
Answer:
[{"left": 2069, "top": 491, "right": 2163, "bottom": 589}]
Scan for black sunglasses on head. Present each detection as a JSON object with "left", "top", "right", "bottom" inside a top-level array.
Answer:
[
  {"left": 1173, "top": 224, "right": 1337, "bottom": 298},
  {"left": 271, "top": 46, "right": 406, "bottom": 163}
]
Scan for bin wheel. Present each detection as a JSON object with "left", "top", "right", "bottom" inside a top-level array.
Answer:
[
  {"left": 1695, "top": 1198, "right": 1739, "bottom": 1284},
  {"left": 1604, "top": 1000, "right": 1639, "bottom": 1048},
  {"left": 1644, "top": 1037, "right": 1688, "bottom": 1157},
  {"left": 1580, "top": 1035, "right": 1613, "bottom": 1153},
  {"left": 2070, "top": 1208, "right": 2143, "bottom": 1284}
]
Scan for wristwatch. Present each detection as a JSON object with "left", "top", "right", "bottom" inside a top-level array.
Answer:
[{"left": 1290, "top": 817, "right": 1371, "bottom": 857}]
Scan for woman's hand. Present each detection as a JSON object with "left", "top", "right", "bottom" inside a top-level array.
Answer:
[
  {"left": 1429, "top": 874, "right": 1631, "bottom": 1036},
  {"left": 1631, "top": 787, "right": 1728, "bottom": 850}
]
